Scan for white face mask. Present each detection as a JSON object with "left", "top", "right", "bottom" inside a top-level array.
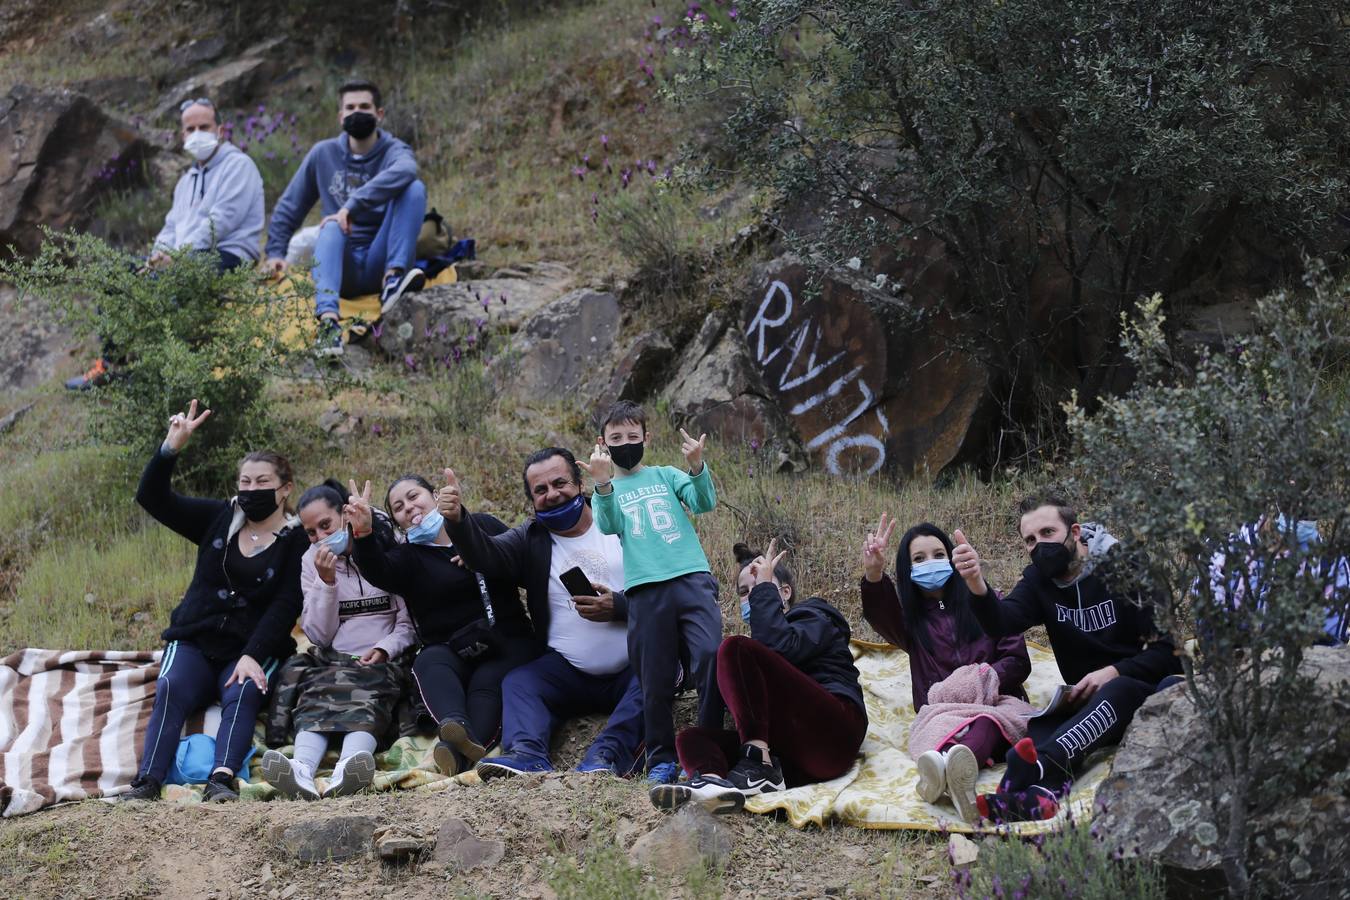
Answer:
[{"left": 183, "top": 129, "right": 219, "bottom": 161}]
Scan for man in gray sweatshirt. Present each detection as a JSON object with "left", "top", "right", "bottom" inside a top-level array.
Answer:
[
  {"left": 263, "top": 79, "right": 427, "bottom": 356},
  {"left": 67, "top": 98, "right": 263, "bottom": 390}
]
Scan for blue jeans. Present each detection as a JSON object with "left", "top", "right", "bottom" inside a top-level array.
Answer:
[
  {"left": 136, "top": 640, "right": 277, "bottom": 783},
  {"left": 311, "top": 179, "right": 427, "bottom": 317},
  {"left": 499, "top": 649, "right": 644, "bottom": 774}
]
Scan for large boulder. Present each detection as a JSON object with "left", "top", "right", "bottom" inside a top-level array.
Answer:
[
  {"left": 0, "top": 85, "right": 157, "bottom": 258},
  {"left": 663, "top": 310, "right": 809, "bottom": 471},
  {"left": 667, "top": 254, "right": 986, "bottom": 476},
  {"left": 498, "top": 288, "right": 620, "bottom": 405},
  {"left": 375, "top": 263, "right": 574, "bottom": 365},
  {"left": 1096, "top": 646, "right": 1350, "bottom": 897}
]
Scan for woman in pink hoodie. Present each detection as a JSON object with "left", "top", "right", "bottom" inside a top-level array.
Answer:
[{"left": 260, "top": 480, "right": 415, "bottom": 800}]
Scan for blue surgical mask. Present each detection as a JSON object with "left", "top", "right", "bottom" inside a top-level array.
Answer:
[
  {"left": 405, "top": 508, "right": 445, "bottom": 545},
  {"left": 911, "top": 558, "right": 954, "bottom": 591},
  {"left": 535, "top": 494, "right": 585, "bottom": 532},
  {"left": 318, "top": 528, "right": 349, "bottom": 555},
  {"left": 740, "top": 598, "right": 752, "bottom": 623}
]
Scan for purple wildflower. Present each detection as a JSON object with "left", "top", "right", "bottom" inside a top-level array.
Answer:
[
  {"left": 600, "top": 134, "right": 609, "bottom": 147},
  {"left": 371, "top": 423, "right": 383, "bottom": 436},
  {"left": 404, "top": 354, "right": 418, "bottom": 371}
]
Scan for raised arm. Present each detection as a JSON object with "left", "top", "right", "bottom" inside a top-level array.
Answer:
[
  {"left": 671, "top": 428, "right": 716, "bottom": 514},
  {"left": 135, "top": 400, "right": 228, "bottom": 545},
  {"left": 953, "top": 528, "right": 1044, "bottom": 638},
  {"left": 299, "top": 548, "right": 341, "bottom": 649},
  {"left": 438, "top": 467, "right": 530, "bottom": 581},
  {"left": 579, "top": 442, "right": 623, "bottom": 535},
  {"left": 859, "top": 514, "right": 910, "bottom": 650}
]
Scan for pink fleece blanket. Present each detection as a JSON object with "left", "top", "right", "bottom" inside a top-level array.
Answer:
[{"left": 907, "top": 663, "right": 1037, "bottom": 759}]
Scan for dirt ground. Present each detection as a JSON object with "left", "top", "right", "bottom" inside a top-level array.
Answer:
[{"left": 0, "top": 773, "right": 954, "bottom": 899}]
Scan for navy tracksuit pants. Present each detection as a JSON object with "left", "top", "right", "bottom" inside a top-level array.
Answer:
[
  {"left": 136, "top": 640, "right": 277, "bottom": 783},
  {"left": 499, "top": 649, "right": 645, "bottom": 773}
]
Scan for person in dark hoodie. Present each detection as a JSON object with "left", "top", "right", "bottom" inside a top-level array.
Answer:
[
  {"left": 67, "top": 97, "right": 264, "bottom": 390},
  {"left": 859, "top": 515, "right": 1031, "bottom": 823},
  {"left": 345, "top": 473, "right": 536, "bottom": 776},
  {"left": 954, "top": 495, "right": 1184, "bottom": 822},
  {"left": 263, "top": 79, "right": 427, "bottom": 356},
  {"left": 437, "top": 449, "right": 645, "bottom": 779},
  {"left": 117, "top": 400, "right": 307, "bottom": 803},
  {"left": 651, "top": 540, "right": 867, "bottom": 815}
]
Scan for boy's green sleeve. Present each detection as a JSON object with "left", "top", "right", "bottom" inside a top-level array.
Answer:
[
  {"left": 592, "top": 488, "right": 623, "bottom": 535},
  {"left": 670, "top": 464, "right": 716, "bottom": 515}
]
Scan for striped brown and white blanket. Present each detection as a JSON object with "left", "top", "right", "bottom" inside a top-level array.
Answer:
[{"left": 0, "top": 648, "right": 163, "bottom": 817}]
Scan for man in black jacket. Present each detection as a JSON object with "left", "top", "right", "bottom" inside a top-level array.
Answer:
[
  {"left": 440, "top": 448, "right": 643, "bottom": 777},
  {"left": 950, "top": 495, "right": 1183, "bottom": 821}
]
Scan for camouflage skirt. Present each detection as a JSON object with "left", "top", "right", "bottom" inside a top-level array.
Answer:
[{"left": 287, "top": 649, "right": 407, "bottom": 736}]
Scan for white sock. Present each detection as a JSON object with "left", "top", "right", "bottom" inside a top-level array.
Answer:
[
  {"left": 337, "top": 730, "right": 377, "bottom": 763},
  {"left": 293, "top": 731, "right": 329, "bottom": 776}
]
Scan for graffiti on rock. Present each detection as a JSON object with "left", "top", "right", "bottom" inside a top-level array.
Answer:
[{"left": 745, "top": 278, "right": 890, "bottom": 475}]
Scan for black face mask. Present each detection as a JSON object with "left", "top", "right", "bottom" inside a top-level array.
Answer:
[
  {"left": 237, "top": 489, "right": 279, "bottom": 523},
  {"left": 342, "top": 112, "right": 377, "bottom": 140},
  {"left": 607, "top": 441, "right": 645, "bottom": 471},
  {"left": 1030, "top": 534, "right": 1077, "bottom": 579}
]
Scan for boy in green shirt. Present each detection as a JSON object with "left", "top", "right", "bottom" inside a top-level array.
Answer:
[{"left": 583, "top": 401, "right": 723, "bottom": 784}]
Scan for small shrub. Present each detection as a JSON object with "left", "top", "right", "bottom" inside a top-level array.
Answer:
[
  {"left": 0, "top": 231, "right": 301, "bottom": 491},
  {"left": 1067, "top": 266, "right": 1350, "bottom": 896},
  {"left": 955, "top": 819, "right": 1165, "bottom": 900}
]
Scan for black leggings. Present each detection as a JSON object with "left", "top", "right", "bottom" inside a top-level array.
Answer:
[
  {"left": 1029, "top": 675, "right": 1160, "bottom": 782},
  {"left": 411, "top": 635, "right": 538, "bottom": 747}
]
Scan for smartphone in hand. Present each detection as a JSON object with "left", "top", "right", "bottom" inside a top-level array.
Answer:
[{"left": 560, "top": 566, "right": 600, "bottom": 598}]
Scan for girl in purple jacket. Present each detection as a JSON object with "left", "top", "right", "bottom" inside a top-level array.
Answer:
[{"left": 861, "top": 515, "right": 1031, "bottom": 821}]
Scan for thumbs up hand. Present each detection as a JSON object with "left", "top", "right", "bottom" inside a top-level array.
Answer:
[
  {"left": 437, "top": 467, "right": 463, "bottom": 523},
  {"left": 950, "top": 528, "right": 988, "bottom": 595}
]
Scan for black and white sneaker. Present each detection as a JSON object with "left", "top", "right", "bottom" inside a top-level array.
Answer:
[
  {"left": 380, "top": 267, "right": 426, "bottom": 316},
  {"left": 726, "top": 744, "right": 785, "bottom": 796},
  {"left": 316, "top": 315, "right": 344, "bottom": 357},
  {"left": 649, "top": 774, "right": 745, "bottom": 815}
]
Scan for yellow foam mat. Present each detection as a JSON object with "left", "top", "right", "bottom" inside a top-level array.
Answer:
[{"left": 270, "top": 266, "right": 458, "bottom": 350}]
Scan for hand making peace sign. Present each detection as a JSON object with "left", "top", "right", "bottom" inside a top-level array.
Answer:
[
  {"left": 862, "top": 513, "right": 897, "bottom": 583},
  {"left": 344, "top": 479, "right": 374, "bottom": 538},
  {"left": 164, "top": 399, "right": 212, "bottom": 452}
]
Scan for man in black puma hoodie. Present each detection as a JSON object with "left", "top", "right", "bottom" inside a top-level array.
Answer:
[{"left": 951, "top": 495, "right": 1183, "bottom": 822}]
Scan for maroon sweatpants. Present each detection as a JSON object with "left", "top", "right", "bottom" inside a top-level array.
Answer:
[
  {"left": 941, "top": 716, "right": 1011, "bottom": 768},
  {"left": 675, "top": 635, "right": 868, "bottom": 786}
]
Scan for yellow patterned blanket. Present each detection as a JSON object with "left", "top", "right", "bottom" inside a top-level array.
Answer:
[{"left": 743, "top": 641, "right": 1111, "bottom": 834}]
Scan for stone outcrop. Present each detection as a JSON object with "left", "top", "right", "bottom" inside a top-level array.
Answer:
[
  {"left": 375, "top": 263, "right": 573, "bottom": 364},
  {"left": 665, "top": 254, "right": 986, "bottom": 476},
  {"left": 0, "top": 85, "right": 157, "bottom": 258},
  {"left": 498, "top": 288, "right": 620, "bottom": 403},
  {"left": 1096, "top": 646, "right": 1350, "bottom": 898},
  {"left": 152, "top": 38, "right": 287, "bottom": 121}
]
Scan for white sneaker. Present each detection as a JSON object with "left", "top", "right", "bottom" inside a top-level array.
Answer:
[
  {"left": 261, "top": 749, "right": 319, "bottom": 801},
  {"left": 649, "top": 774, "right": 745, "bottom": 815},
  {"left": 943, "top": 744, "right": 980, "bottom": 824},
  {"left": 323, "top": 750, "right": 377, "bottom": 798},
  {"left": 915, "top": 749, "right": 947, "bottom": 804}
]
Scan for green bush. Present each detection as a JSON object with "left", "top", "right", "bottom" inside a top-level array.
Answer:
[
  {"left": 1066, "top": 266, "right": 1350, "bottom": 896},
  {"left": 0, "top": 231, "right": 301, "bottom": 491},
  {"left": 955, "top": 819, "right": 1165, "bottom": 900},
  {"left": 675, "top": 0, "right": 1350, "bottom": 459}
]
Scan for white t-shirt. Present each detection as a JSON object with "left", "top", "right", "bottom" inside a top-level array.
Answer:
[{"left": 547, "top": 522, "right": 630, "bottom": 676}]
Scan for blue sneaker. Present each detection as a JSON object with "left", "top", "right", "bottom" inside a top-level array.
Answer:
[
  {"left": 575, "top": 751, "right": 619, "bottom": 775},
  {"left": 476, "top": 754, "right": 553, "bottom": 782},
  {"left": 644, "top": 761, "right": 681, "bottom": 785}
]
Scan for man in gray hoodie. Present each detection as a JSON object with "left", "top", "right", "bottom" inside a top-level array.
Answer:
[
  {"left": 67, "top": 98, "right": 263, "bottom": 390},
  {"left": 263, "top": 79, "right": 427, "bottom": 356}
]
